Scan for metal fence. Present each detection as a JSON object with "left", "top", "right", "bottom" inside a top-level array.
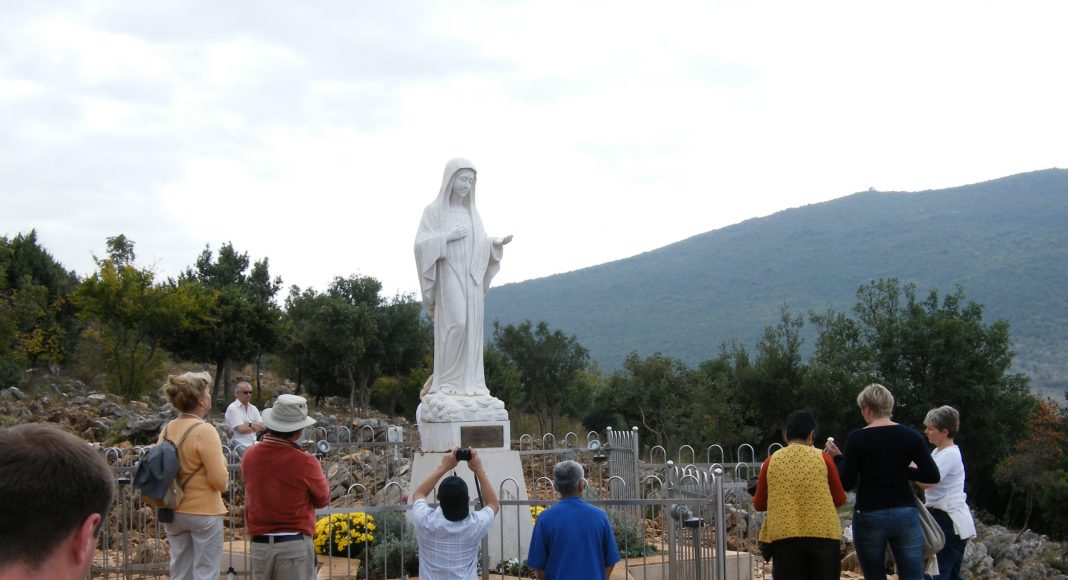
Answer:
[{"left": 92, "top": 424, "right": 769, "bottom": 579}]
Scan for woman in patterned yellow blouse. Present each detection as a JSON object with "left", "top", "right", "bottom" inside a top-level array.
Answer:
[{"left": 754, "top": 410, "right": 848, "bottom": 579}]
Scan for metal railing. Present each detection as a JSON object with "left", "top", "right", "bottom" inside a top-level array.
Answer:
[{"left": 92, "top": 426, "right": 767, "bottom": 579}]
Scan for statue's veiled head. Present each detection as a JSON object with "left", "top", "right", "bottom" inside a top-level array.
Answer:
[{"left": 439, "top": 157, "right": 477, "bottom": 205}]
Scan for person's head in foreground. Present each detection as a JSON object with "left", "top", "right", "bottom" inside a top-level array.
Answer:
[{"left": 0, "top": 423, "right": 114, "bottom": 580}]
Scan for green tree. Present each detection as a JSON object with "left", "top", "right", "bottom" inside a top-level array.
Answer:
[
  {"left": 603, "top": 352, "right": 693, "bottom": 449},
  {"left": 995, "top": 401, "right": 1068, "bottom": 538},
  {"left": 105, "top": 234, "right": 136, "bottom": 266},
  {"left": 372, "top": 354, "right": 431, "bottom": 419},
  {"left": 491, "top": 320, "right": 590, "bottom": 434},
  {"left": 172, "top": 242, "right": 282, "bottom": 402},
  {"left": 74, "top": 238, "right": 212, "bottom": 399},
  {"left": 584, "top": 348, "right": 754, "bottom": 456},
  {"left": 283, "top": 276, "right": 428, "bottom": 416},
  {"left": 733, "top": 306, "right": 807, "bottom": 450},
  {"left": 808, "top": 279, "right": 1035, "bottom": 511},
  {"left": 372, "top": 294, "right": 431, "bottom": 390},
  {"left": 694, "top": 342, "right": 763, "bottom": 454},
  {"left": 366, "top": 294, "right": 432, "bottom": 417},
  {"left": 0, "top": 231, "right": 81, "bottom": 384},
  {"left": 803, "top": 308, "right": 876, "bottom": 443},
  {"left": 279, "top": 285, "right": 319, "bottom": 395},
  {"left": 484, "top": 342, "right": 522, "bottom": 410},
  {"left": 321, "top": 275, "right": 383, "bottom": 414}
]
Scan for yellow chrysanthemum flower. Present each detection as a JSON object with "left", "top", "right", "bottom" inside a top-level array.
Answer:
[{"left": 313, "top": 513, "right": 376, "bottom": 558}]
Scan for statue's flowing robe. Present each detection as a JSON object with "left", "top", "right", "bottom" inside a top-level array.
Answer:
[{"left": 414, "top": 158, "right": 504, "bottom": 397}]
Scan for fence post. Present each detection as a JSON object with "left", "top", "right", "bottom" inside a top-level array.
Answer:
[
  {"left": 629, "top": 426, "right": 640, "bottom": 498},
  {"left": 713, "top": 466, "right": 727, "bottom": 580}
]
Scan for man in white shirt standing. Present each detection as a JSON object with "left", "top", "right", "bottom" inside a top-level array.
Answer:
[
  {"left": 412, "top": 448, "right": 498, "bottom": 579},
  {"left": 224, "top": 381, "right": 265, "bottom": 456}
]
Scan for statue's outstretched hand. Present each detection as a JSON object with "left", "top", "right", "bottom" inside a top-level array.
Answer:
[{"left": 494, "top": 235, "right": 514, "bottom": 246}]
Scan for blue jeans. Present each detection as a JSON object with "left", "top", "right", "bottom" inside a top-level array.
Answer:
[
  {"left": 926, "top": 508, "right": 968, "bottom": 580},
  {"left": 853, "top": 506, "right": 924, "bottom": 580}
]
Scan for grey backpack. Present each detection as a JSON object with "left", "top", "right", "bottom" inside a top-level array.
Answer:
[{"left": 132, "top": 422, "right": 206, "bottom": 509}]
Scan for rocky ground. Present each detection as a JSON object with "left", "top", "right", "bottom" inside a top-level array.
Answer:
[{"left": 736, "top": 498, "right": 1068, "bottom": 578}]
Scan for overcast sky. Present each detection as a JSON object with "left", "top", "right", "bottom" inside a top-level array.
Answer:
[{"left": 3, "top": 1, "right": 1066, "bottom": 299}]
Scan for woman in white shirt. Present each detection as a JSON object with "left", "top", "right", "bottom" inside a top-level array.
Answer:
[{"left": 918, "top": 405, "right": 977, "bottom": 580}]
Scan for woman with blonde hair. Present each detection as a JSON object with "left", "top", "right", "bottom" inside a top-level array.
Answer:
[
  {"left": 917, "top": 405, "right": 976, "bottom": 580},
  {"left": 825, "top": 384, "right": 940, "bottom": 580},
  {"left": 159, "top": 371, "right": 229, "bottom": 580}
]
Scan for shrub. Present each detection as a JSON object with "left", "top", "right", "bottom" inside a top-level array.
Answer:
[
  {"left": 371, "top": 511, "right": 409, "bottom": 541},
  {"left": 0, "top": 358, "right": 21, "bottom": 389},
  {"left": 494, "top": 558, "right": 536, "bottom": 577},
  {"left": 367, "top": 533, "right": 419, "bottom": 578},
  {"left": 608, "top": 509, "right": 656, "bottom": 558},
  {"left": 366, "top": 511, "right": 418, "bottom": 579}
]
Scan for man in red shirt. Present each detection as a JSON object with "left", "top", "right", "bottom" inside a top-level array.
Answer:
[{"left": 241, "top": 395, "right": 329, "bottom": 580}]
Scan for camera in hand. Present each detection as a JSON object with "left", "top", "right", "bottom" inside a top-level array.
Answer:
[{"left": 455, "top": 447, "right": 472, "bottom": 461}]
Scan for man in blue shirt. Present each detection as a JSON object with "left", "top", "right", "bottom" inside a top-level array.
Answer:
[{"left": 527, "top": 460, "right": 621, "bottom": 579}]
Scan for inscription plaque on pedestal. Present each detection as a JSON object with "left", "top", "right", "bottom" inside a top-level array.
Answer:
[{"left": 460, "top": 425, "right": 505, "bottom": 448}]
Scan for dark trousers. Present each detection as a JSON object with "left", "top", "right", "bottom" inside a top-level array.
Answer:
[
  {"left": 926, "top": 508, "right": 968, "bottom": 580},
  {"left": 771, "top": 537, "right": 841, "bottom": 580}
]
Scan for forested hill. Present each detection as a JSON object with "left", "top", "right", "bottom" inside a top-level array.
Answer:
[{"left": 485, "top": 168, "right": 1068, "bottom": 396}]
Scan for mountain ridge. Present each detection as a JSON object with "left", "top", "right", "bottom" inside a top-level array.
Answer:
[{"left": 485, "top": 168, "right": 1068, "bottom": 395}]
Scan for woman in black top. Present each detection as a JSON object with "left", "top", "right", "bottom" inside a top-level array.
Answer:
[{"left": 825, "top": 383, "right": 939, "bottom": 580}]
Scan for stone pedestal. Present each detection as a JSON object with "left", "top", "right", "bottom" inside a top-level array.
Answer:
[{"left": 409, "top": 427, "right": 532, "bottom": 565}]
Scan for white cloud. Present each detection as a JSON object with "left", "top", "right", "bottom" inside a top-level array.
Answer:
[{"left": 2, "top": 0, "right": 1066, "bottom": 297}]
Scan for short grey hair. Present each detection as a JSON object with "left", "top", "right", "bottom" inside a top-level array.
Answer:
[
  {"left": 857, "top": 383, "right": 894, "bottom": 418},
  {"left": 552, "top": 460, "right": 585, "bottom": 496},
  {"left": 925, "top": 405, "right": 960, "bottom": 438}
]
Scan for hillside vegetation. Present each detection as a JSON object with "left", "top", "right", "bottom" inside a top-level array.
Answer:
[{"left": 486, "top": 168, "right": 1068, "bottom": 397}]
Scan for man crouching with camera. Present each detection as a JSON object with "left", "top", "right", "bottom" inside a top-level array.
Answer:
[{"left": 412, "top": 448, "right": 499, "bottom": 579}]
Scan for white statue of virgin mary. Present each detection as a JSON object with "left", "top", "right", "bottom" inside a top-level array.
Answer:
[{"left": 414, "top": 158, "right": 512, "bottom": 422}]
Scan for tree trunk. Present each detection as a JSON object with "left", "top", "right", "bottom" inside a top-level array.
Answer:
[
  {"left": 255, "top": 354, "right": 262, "bottom": 399},
  {"left": 358, "top": 368, "right": 372, "bottom": 418},
  {"left": 296, "top": 357, "right": 303, "bottom": 395},
  {"left": 344, "top": 365, "right": 358, "bottom": 418},
  {"left": 1018, "top": 487, "right": 1034, "bottom": 539},
  {"left": 212, "top": 359, "right": 225, "bottom": 409},
  {"left": 223, "top": 362, "right": 232, "bottom": 399},
  {"left": 387, "top": 389, "right": 397, "bottom": 417},
  {"left": 1003, "top": 486, "right": 1016, "bottom": 523}
]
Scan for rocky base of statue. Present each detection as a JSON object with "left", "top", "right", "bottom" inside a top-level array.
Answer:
[{"left": 419, "top": 392, "right": 508, "bottom": 423}]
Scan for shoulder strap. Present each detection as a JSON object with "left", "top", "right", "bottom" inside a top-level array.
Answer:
[
  {"left": 174, "top": 421, "right": 204, "bottom": 449},
  {"left": 173, "top": 422, "right": 208, "bottom": 487}
]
